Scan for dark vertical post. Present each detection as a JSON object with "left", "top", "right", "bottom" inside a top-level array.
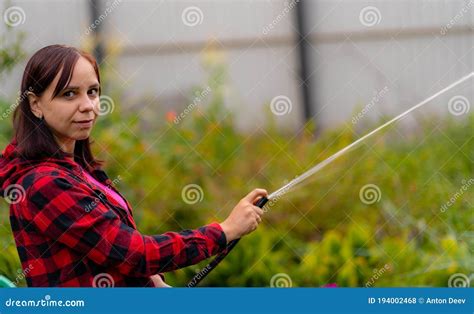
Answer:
[
  {"left": 295, "top": 0, "right": 317, "bottom": 132},
  {"left": 89, "top": 0, "right": 105, "bottom": 64}
]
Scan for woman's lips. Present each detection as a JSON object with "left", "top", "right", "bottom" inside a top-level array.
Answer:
[{"left": 74, "top": 119, "right": 93, "bottom": 128}]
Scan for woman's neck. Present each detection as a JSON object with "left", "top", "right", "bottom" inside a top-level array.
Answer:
[{"left": 53, "top": 134, "right": 76, "bottom": 155}]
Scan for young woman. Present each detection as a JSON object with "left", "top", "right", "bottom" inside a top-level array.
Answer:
[{"left": 0, "top": 45, "right": 267, "bottom": 287}]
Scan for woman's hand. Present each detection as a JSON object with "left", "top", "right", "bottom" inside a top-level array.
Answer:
[
  {"left": 219, "top": 188, "right": 267, "bottom": 243},
  {"left": 151, "top": 274, "right": 172, "bottom": 287}
]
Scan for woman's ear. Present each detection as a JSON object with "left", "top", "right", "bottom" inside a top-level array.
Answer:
[{"left": 27, "top": 92, "right": 43, "bottom": 119}]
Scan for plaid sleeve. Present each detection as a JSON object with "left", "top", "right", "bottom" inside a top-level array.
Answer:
[{"left": 25, "top": 173, "right": 228, "bottom": 276}]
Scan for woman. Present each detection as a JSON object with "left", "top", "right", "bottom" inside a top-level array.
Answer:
[{"left": 0, "top": 45, "right": 267, "bottom": 287}]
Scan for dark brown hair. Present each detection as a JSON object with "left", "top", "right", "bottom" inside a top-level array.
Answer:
[{"left": 13, "top": 44, "right": 102, "bottom": 170}]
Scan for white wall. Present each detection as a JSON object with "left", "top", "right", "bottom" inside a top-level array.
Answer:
[{"left": 1, "top": 0, "right": 472, "bottom": 131}]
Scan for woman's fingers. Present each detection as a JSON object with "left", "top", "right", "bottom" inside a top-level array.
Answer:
[
  {"left": 253, "top": 206, "right": 264, "bottom": 216},
  {"left": 244, "top": 188, "right": 268, "bottom": 203}
]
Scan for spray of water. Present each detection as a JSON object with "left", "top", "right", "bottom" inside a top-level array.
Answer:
[{"left": 268, "top": 72, "right": 474, "bottom": 201}]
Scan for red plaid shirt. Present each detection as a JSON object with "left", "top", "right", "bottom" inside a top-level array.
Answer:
[{"left": 0, "top": 141, "right": 227, "bottom": 287}]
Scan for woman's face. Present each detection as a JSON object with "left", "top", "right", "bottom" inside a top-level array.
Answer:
[{"left": 29, "top": 56, "right": 100, "bottom": 154}]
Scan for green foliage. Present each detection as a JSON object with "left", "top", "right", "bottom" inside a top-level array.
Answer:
[{"left": 0, "top": 43, "right": 471, "bottom": 287}]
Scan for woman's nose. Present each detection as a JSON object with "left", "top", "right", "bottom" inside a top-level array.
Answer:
[{"left": 78, "top": 94, "right": 96, "bottom": 112}]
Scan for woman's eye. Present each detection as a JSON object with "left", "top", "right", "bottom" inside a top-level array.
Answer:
[
  {"left": 63, "top": 91, "right": 75, "bottom": 98},
  {"left": 88, "top": 88, "right": 99, "bottom": 96}
]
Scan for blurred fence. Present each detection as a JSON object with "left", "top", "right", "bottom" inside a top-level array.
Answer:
[{"left": 1, "top": 0, "right": 472, "bottom": 131}]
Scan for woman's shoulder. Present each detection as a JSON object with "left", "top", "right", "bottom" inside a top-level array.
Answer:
[
  {"left": 14, "top": 160, "right": 86, "bottom": 202},
  {"left": 22, "top": 161, "right": 77, "bottom": 184}
]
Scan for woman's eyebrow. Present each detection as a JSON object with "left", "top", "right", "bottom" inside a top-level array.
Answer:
[{"left": 62, "top": 83, "right": 100, "bottom": 90}]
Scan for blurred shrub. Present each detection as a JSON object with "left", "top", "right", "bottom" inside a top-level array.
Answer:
[{"left": 0, "top": 42, "right": 471, "bottom": 287}]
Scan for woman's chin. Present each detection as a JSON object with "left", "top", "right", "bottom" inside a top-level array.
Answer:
[{"left": 72, "top": 131, "right": 92, "bottom": 141}]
